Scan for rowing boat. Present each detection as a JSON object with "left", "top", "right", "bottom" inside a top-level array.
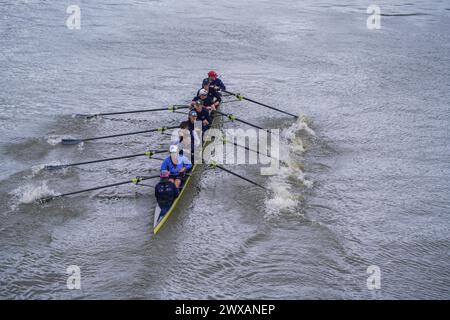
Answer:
[
  {"left": 36, "top": 87, "right": 291, "bottom": 225},
  {"left": 153, "top": 111, "right": 222, "bottom": 234}
]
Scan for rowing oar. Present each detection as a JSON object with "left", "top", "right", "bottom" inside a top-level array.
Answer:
[
  {"left": 220, "top": 99, "right": 241, "bottom": 104},
  {"left": 75, "top": 105, "right": 190, "bottom": 119},
  {"left": 61, "top": 125, "right": 179, "bottom": 145},
  {"left": 44, "top": 150, "right": 167, "bottom": 170},
  {"left": 214, "top": 110, "right": 271, "bottom": 134},
  {"left": 221, "top": 90, "right": 298, "bottom": 119},
  {"left": 220, "top": 138, "right": 285, "bottom": 165},
  {"left": 208, "top": 161, "right": 268, "bottom": 190},
  {"left": 37, "top": 174, "right": 160, "bottom": 204}
]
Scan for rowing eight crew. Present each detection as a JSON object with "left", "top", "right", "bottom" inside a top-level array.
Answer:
[{"left": 154, "top": 71, "right": 225, "bottom": 215}]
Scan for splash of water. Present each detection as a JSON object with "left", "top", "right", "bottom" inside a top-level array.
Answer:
[
  {"left": 264, "top": 163, "right": 312, "bottom": 218},
  {"left": 46, "top": 135, "right": 85, "bottom": 148},
  {"left": 289, "top": 137, "right": 305, "bottom": 153},
  {"left": 46, "top": 136, "right": 62, "bottom": 146},
  {"left": 264, "top": 115, "right": 314, "bottom": 218},
  {"left": 265, "top": 179, "right": 298, "bottom": 219},
  {"left": 10, "top": 181, "right": 57, "bottom": 206},
  {"left": 30, "top": 164, "right": 46, "bottom": 176},
  {"left": 281, "top": 115, "right": 315, "bottom": 142},
  {"left": 292, "top": 166, "right": 313, "bottom": 188},
  {"left": 27, "top": 162, "right": 71, "bottom": 178},
  {"left": 77, "top": 142, "right": 85, "bottom": 151}
]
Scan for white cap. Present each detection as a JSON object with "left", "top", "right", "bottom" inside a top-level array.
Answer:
[
  {"left": 169, "top": 144, "right": 178, "bottom": 153},
  {"left": 199, "top": 89, "right": 208, "bottom": 96}
]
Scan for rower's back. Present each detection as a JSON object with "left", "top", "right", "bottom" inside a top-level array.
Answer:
[{"left": 155, "top": 178, "right": 179, "bottom": 215}]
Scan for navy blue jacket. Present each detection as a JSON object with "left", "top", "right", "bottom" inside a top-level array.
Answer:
[
  {"left": 197, "top": 87, "right": 221, "bottom": 102},
  {"left": 193, "top": 95, "right": 215, "bottom": 107},
  {"left": 155, "top": 180, "right": 179, "bottom": 208},
  {"left": 204, "top": 78, "right": 226, "bottom": 91},
  {"left": 194, "top": 107, "right": 212, "bottom": 129}
]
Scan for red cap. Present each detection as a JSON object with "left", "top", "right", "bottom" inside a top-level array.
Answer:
[{"left": 208, "top": 70, "right": 218, "bottom": 78}]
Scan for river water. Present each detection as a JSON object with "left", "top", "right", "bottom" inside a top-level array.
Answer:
[{"left": 0, "top": 0, "right": 449, "bottom": 299}]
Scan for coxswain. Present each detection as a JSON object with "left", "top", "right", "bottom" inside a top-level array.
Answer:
[
  {"left": 154, "top": 170, "right": 179, "bottom": 215},
  {"left": 160, "top": 145, "right": 193, "bottom": 188}
]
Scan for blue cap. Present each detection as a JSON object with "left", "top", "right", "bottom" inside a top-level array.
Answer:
[
  {"left": 190, "top": 110, "right": 198, "bottom": 117},
  {"left": 202, "top": 79, "right": 209, "bottom": 86}
]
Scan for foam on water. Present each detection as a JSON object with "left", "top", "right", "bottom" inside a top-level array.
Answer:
[
  {"left": 281, "top": 115, "right": 315, "bottom": 142},
  {"left": 265, "top": 180, "right": 298, "bottom": 219},
  {"left": 46, "top": 135, "right": 86, "bottom": 149},
  {"left": 264, "top": 116, "right": 315, "bottom": 218},
  {"left": 289, "top": 136, "right": 305, "bottom": 153},
  {"left": 30, "top": 164, "right": 46, "bottom": 176},
  {"left": 77, "top": 142, "right": 85, "bottom": 151},
  {"left": 26, "top": 162, "right": 71, "bottom": 178},
  {"left": 264, "top": 164, "right": 312, "bottom": 218},
  {"left": 10, "top": 181, "right": 57, "bottom": 207},
  {"left": 46, "top": 136, "right": 62, "bottom": 146}
]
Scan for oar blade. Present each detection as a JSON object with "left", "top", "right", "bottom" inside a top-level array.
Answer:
[
  {"left": 37, "top": 195, "right": 56, "bottom": 204},
  {"left": 74, "top": 114, "right": 95, "bottom": 119},
  {"left": 44, "top": 164, "right": 68, "bottom": 171},
  {"left": 61, "top": 138, "right": 83, "bottom": 145}
]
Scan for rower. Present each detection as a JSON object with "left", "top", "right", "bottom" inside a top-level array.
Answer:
[
  {"left": 187, "top": 110, "right": 198, "bottom": 131},
  {"left": 204, "top": 70, "right": 226, "bottom": 94},
  {"left": 192, "top": 101, "right": 212, "bottom": 132},
  {"left": 160, "top": 144, "right": 193, "bottom": 188},
  {"left": 191, "top": 88, "right": 219, "bottom": 112},
  {"left": 187, "top": 110, "right": 202, "bottom": 162},
  {"left": 198, "top": 78, "right": 221, "bottom": 103},
  {"left": 171, "top": 120, "right": 201, "bottom": 156},
  {"left": 154, "top": 170, "right": 179, "bottom": 215}
]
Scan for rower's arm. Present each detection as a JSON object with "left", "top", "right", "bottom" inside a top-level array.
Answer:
[
  {"left": 205, "top": 111, "right": 212, "bottom": 124},
  {"left": 218, "top": 79, "right": 226, "bottom": 91},
  {"left": 160, "top": 158, "right": 169, "bottom": 172},
  {"left": 183, "top": 156, "right": 193, "bottom": 170}
]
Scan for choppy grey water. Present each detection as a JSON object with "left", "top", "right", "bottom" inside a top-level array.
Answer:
[{"left": 1, "top": 0, "right": 449, "bottom": 299}]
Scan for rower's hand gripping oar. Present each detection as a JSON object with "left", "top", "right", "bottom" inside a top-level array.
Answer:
[
  {"left": 221, "top": 89, "right": 298, "bottom": 119},
  {"left": 61, "top": 125, "right": 179, "bottom": 145},
  {"left": 37, "top": 174, "right": 160, "bottom": 204},
  {"left": 44, "top": 150, "right": 167, "bottom": 170},
  {"left": 75, "top": 105, "right": 190, "bottom": 119}
]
